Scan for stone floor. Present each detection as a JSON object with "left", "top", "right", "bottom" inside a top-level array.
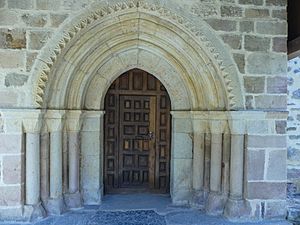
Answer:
[{"left": 0, "top": 194, "right": 293, "bottom": 225}]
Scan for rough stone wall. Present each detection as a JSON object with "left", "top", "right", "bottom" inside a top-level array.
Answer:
[{"left": 0, "top": 0, "right": 287, "bottom": 109}]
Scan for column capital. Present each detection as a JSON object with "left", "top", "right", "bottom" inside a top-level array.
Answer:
[
  {"left": 83, "top": 110, "right": 105, "bottom": 119},
  {"left": 66, "top": 110, "right": 82, "bottom": 132},
  {"left": 45, "top": 110, "right": 65, "bottom": 132},
  {"left": 22, "top": 110, "right": 43, "bottom": 133},
  {"left": 209, "top": 120, "right": 227, "bottom": 134}
]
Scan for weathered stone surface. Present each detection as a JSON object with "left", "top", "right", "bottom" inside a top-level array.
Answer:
[
  {"left": 273, "top": 37, "right": 287, "bottom": 52},
  {"left": 245, "top": 9, "right": 269, "bottom": 18},
  {"left": 256, "top": 22, "right": 287, "bottom": 35},
  {"left": 267, "top": 76, "right": 287, "bottom": 94},
  {"left": 5, "top": 73, "right": 28, "bottom": 87},
  {"left": 266, "top": 150, "right": 286, "bottom": 180},
  {"left": 191, "top": 3, "right": 219, "bottom": 17},
  {"left": 221, "top": 34, "right": 242, "bottom": 49},
  {"left": 62, "top": 0, "right": 90, "bottom": 10},
  {"left": 239, "top": 21, "right": 254, "bottom": 33},
  {"left": 0, "top": 29, "right": 26, "bottom": 49},
  {"left": 247, "top": 150, "right": 265, "bottom": 180},
  {"left": 248, "top": 135, "right": 286, "bottom": 148},
  {"left": 244, "top": 76, "right": 264, "bottom": 93},
  {"left": 221, "top": 6, "right": 242, "bottom": 17},
  {"left": 36, "top": 0, "right": 61, "bottom": 10},
  {"left": 265, "top": 201, "right": 286, "bottom": 219},
  {"left": 0, "top": 0, "right": 5, "bottom": 8},
  {"left": 50, "top": 14, "right": 68, "bottom": 27},
  {"left": 0, "top": 10, "right": 19, "bottom": 26},
  {"left": 292, "top": 89, "right": 300, "bottom": 99},
  {"left": 288, "top": 147, "right": 300, "bottom": 162},
  {"left": 238, "top": 0, "right": 263, "bottom": 5},
  {"left": 0, "top": 50, "right": 25, "bottom": 68},
  {"left": 266, "top": 0, "right": 286, "bottom": 6},
  {"left": 3, "top": 155, "right": 22, "bottom": 184},
  {"left": 28, "top": 30, "right": 52, "bottom": 50},
  {"left": 245, "top": 95, "right": 254, "bottom": 109},
  {"left": 244, "top": 35, "right": 270, "bottom": 52},
  {"left": 247, "top": 120, "right": 269, "bottom": 134},
  {"left": 26, "top": 51, "right": 38, "bottom": 72},
  {"left": 233, "top": 53, "right": 245, "bottom": 73},
  {"left": 247, "top": 182, "right": 286, "bottom": 199},
  {"left": 7, "top": 0, "right": 34, "bottom": 9},
  {"left": 205, "top": 19, "right": 237, "bottom": 31},
  {"left": 276, "top": 120, "right": 286, "bottom": 134},
  {"left": 272, "top": 9, "right": 287, "bottom": 20},
  {"left": 288, "top": 167, "right": 300, "bottom": 179},
  {"left": 0, "top": 91, "right": 18, "bottom": 107},
  {"left": 0, "top": 186, "right": 22, "bottom": 206},
  {"left": 21, "top": 13, "right": 48, "bottom": 27},
  {"left": 255, "top": 95, "right": 286, "bottom": 110},
  {"left": 247, "top": 53, "right": 287, "bottom": 75},
  {"left": 0, "top": 134, "right": 22, "bottom": 153}
]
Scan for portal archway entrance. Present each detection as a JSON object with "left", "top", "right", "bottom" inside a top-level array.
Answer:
[{"left": 104, "top": 69, "right": 171, "bottom": 194}]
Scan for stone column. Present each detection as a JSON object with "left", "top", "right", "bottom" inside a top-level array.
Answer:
[
  {"left": 40, "top": 126, "right": 50, "bottom": 203},
  {"left": 81, "top": 111, "right": 104, "bottom": 204},
  {"left": 64, "top": 110, "right": 82, "bottom": 208},
  {"left": 191, "top": 112, "right": 208, "bottom": 207},
  {"left": 206, "top": 119, "right": 226, "bottom": 215},
  {"left": 224, "top": 119, "right": 250, "bottom": 218},
  {"left": 23, "top": 111, "right": 46, "bottom": 220},
  {"left": 45, "top": 110, "right": 65, "bottom": 215}
]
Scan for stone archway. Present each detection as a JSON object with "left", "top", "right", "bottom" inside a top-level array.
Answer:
[{"left": 19, "top": 0, "right": 259, "bottom": 221}]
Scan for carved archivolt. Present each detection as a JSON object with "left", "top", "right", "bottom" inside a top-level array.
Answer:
[{"left": 33, "top": 0, "right": 244, "bottom": 110}]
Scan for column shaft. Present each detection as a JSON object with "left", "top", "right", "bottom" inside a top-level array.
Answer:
[
  {"left": 193, "top": 133, "right": 205, "bottom": 190},
  {"left": 50, "top": 131, "right": 63, "bottom": 198},
  {"left": 40, "top": 132, "right": 50, "bottom": 201},
  {"left": 68, "top": 132, "right": 80, "bottom": 193},
  {"left": 26, "top": 133, "right": 40, "bottom": 205},
  {"left": 210, "top": 133, "right": 223, "bottom": 193}
]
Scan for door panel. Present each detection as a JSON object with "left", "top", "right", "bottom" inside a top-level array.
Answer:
[{"left": 104, "top": 69, "right": 171, "bottom": 193}]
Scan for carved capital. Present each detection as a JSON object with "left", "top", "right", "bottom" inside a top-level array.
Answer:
[
  {"left": 209, "top": 120, "right": 227, "bottom": 134},
  {"left": 45, "top": 110, "right": 65, "bottom": 132},
  {"left": 66, "top": 110, "right": 82, "bottom": 132},
  {"left": 22, "top": 110, "right": 43, "bottom": 133}
]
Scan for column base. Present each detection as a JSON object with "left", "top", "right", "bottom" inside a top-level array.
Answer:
[
  {"left": 45, "top": 197, "right": 66, "bottom": 215},
  {"left": 64, "top": 192, "right": 82, "bottom": 209},
  {"left": 224, "top": 198, "right": 251, "bottom": 221},
  {"left": 191, "top": 190, "right": 205, "bottom": 209},
  {"left": 205, "top": 192, "right": 227, "bottom": 215},
  {"left": 23, "top": 202, "right": 46, "bottom": 222}
]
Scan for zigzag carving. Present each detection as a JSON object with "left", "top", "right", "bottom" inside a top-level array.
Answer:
[{"left": 34, "top": 0, "right": 237, "bottom": 108}]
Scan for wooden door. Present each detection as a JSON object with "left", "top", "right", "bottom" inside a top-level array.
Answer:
[{"left": 104, "top": 69, "right": 171, "bottom": 194}]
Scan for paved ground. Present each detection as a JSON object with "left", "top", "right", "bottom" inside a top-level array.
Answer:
[{"left": 0, "top": 194, "right": 293, "bottom": 225}]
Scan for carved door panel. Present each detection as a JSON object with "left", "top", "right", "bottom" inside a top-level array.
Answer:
[{"left": 104, "top": 69, "right": 170, "bottom": 194}]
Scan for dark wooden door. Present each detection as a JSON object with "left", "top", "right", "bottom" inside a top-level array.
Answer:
[{"left": 104, "top": 69, "right": 171, "bottom": 194}]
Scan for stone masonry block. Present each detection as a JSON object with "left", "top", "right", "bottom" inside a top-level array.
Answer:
[
  {"left": 239, "top": 21, "right": 254, "bottom": 33},
  {"left": 245, "top": 95, "right": 254, "bottom": 109},
  {"left": 247, "top": 53, "right": 287, "bottom": 75},
  {"left": 272, "top": 37, "right": 287, "bottom": 52},
  {"left": 50, "top": 14, "right": 68, "bottom": 27},
  {"left": 288, "top": 147, "right": 300, "bottom": 162},
  {"left": 245, "top": 9, "right": 269, "bottom": 18},
  {"left": 21, "top": 13, "right": 48, "bottom": 27},
  {"left": 256, "top": 22, "right": 287, "bottom": 35},
  {"left": 0, "top": 29, "right": 26, "bottom": 49},
  {"left": 0, "top": 91, "right": 18, "bottom": 107},
  {"left": 36, "top": 0, "right": 61, "bottom": 10},
  {"left": 0, "top": 186, "right": 22, "bottom": 206},
  {"left": 26, "top": 51, "right": 38, "bottom": 72},
  {"left": 248, "top": 135, "right": 286, "bottom": 148},
  {"left": 233, "top": 53, "right": 245, "bottom": 73},
  {"left": 266, "top": 150, "right": 286, "bottom": 181},
  {"left": 247, "top": 150, "right": 265, "bottom": 180},
  {"left": 0, "top": 50, "right": 25, "bottom": 68},
  {"left": 255, "top": 95, "right": 287, "bottom": 110},
  {"left": 0, "top": 134, "right": 22, "bottom": 154},
  {"left": 244, "top": 35, "right": 270, "bottom": 52},
  {"left": 0, "top": 0, "right": 4, "bottom": 8},
  {"left": 5, "top": 73, "right": 28, "bottom": 87},
  {"left": 28, "top": 30, "right": 52, "bottom": 50},
  {"left": 7, "top": 0, "right": 33, "bottom": 9},
  {"left": 275, "top": 120, "right": 286, "bottom": 134},
  {"left": 272, "top": 9, "right": 287, "bottom": 20},
  {"left": 244, "top": 76, "right": 265, "bottom": 93},
  {"left": 3, "top": 155, "right": 22, "bottom": 184},
  {"left": 247, "top": 182, "right": 286, "bottom": 199},
  {"left": 264, "top": 201, "right": 287, "bottom": 219},
  {"left": 238, "top": 0, "right": 263, "bottom": 5},
  {"left": 221, "top": 6, "right": 243, "bottom": 17},
  {"left": 266, "top": 0, "right": 286, "bottom": 6},
  {"left": 0, "top": 10, "right": 20, "bottom": 26},
  {"left": 267, "top": 76, "right": 287, "bottom": 94},
  {"left": 221, "top": 34, "right": 242, "bottom": 49},
  {"left": 205, "top": 19, "right": 237, "bottom": 31}
]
